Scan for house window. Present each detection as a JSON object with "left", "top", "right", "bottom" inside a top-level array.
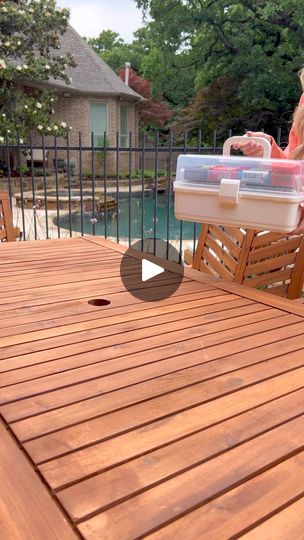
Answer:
[
  {"left": 90, "top": 103, "right": 107, "bottom": 146},
  {"left": 120, "top": 104, "right": 128, "bottom": 147}
]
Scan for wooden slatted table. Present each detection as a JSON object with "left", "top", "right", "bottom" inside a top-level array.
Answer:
[{"left": 1, "top": 236, "right": 304, "bottom": 539}]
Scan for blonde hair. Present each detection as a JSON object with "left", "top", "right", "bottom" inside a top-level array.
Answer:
[{"left": 289, "top": 68, "right": 304, "bottom": 159}]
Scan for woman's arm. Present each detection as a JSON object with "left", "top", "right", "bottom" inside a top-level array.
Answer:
[{"left": 270, "top": 123, "right": 298, "bottom": 159}]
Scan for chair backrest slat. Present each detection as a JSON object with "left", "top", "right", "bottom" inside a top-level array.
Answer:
[{"left": 0, "top": 192, "right": 15, "bottom": 242}]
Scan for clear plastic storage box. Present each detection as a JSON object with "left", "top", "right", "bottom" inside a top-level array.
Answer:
[{"left": 174, "top": 136, "right": 304, "bottom": 232}]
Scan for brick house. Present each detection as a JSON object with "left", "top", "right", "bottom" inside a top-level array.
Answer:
[{"left": 25, "top": 25, "right": 143, "bottom": 175}]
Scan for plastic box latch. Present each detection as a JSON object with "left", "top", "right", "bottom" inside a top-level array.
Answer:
[{"left": 219, "top": 178, "right": 240, "bottom": 205}]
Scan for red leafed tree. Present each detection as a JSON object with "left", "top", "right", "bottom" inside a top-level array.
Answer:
[{"left": 117, "top": 68, "right": 173, "bottom": 129}]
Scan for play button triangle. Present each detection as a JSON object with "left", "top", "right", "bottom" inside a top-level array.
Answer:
[{"left": 142, "top": 259, "right": 165, "bottom": 282}]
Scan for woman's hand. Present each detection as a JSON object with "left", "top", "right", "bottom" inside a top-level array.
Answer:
[
  {"left": 232, "top": 131, "right": 272, "bottom": 157},
  {"left": 290, "top": 202, "right": 304, "bottom": 235}
]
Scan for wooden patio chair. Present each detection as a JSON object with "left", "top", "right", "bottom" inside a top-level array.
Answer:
[
  {"left": 0, "top": 191, "right": 16, "bottom": 242},
  {"left": 186, "top": 224, "right": 304, "bottom": 300}
]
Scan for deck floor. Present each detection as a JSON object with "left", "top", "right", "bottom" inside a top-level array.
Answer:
[{"left": 0, "top": 236, "right": 304, "bottom": 539}]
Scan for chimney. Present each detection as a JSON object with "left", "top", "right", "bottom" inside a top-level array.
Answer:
[{"left": 125, "top": 62, "right": 131, "bottom": 86}]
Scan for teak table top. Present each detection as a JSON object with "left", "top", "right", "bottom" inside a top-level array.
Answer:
[{"left": 0, "top": 236, "right": 304, "bottom": 539}]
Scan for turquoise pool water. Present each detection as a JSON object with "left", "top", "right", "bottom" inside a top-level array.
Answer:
[{"left": 58, "top": 192, "right": 200, "bottom": 241}]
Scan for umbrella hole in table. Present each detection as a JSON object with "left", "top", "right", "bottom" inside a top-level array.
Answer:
[{"left": 88, "top": 299, "right": 111, "bottom": 306}]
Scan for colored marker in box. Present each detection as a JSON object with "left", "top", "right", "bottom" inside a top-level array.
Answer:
[
  {"left": 208, "top": 166, "right": 243, "bottom": 182},
  {"left": 241, "top": 169, "right": 270, "bottom": 186},
  {"left": 268, "top": 162, "right": 301, "bottom": 189}
]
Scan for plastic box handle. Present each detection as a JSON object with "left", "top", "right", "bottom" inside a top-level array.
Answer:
[{"left": 223, "top": 135, "right": 272, "bottom": 159}]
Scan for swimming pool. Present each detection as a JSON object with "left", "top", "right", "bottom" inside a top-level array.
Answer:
[{"left": 57, "top": 192, "right": 200, "bottom": 242}]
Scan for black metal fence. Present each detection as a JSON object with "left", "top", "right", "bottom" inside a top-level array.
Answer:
[{"left": 0, "top": 128, "right": 285, "bottom": 262}]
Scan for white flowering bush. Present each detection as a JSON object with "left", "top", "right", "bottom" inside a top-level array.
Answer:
[{"left": 0, "top": 0, "right": 76, "bottom": 143}]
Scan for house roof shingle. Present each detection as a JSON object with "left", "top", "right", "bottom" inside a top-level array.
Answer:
[{"left": 45, "top": 26, "right": 142, "bottom": 101}]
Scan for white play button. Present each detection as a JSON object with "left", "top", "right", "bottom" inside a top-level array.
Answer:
[
  {"left": 120, "top": 239, "right": 184, "bottom": 301},
  {"left": 142, "top": 258, "right": 164, "bottom": 282}
]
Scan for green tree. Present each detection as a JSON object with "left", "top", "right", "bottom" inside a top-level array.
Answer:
[
  {"left": 136, "top": 0, "right": 304, "bottom": 137},
  {"left": 134, "top": 1, "right": 199, "bottom": 106},
  {"left": 139, "top": 41, "right": 196, "bottom": 107},
  {"left": 0, "top": 0, "right": 76, "bottom": 143},
  {"left": 86, "top": 22, "right": 194, "bottom": 108},
  {"left": 86, "top": 29, "right": 145, "bottom": 73},
  {"left": 87, "top": 30, "right": 125, "bottom": 54}
]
